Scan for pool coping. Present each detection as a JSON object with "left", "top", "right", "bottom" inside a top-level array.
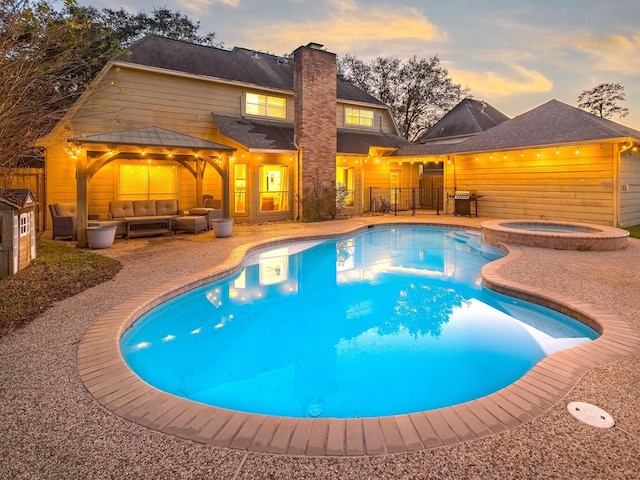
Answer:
[
  {"left": 481, "top": 219, "right": 630, "bottom": 251},
  {"left": 77, "top": 220, "right": 640, "bottom": 457}
]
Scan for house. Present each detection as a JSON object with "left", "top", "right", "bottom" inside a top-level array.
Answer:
[
  {"left": 416, "top": 98, "right": 509, "bottom": 145},
  {"left": 37, "top": 35, "right": 410, "bottom": 246},
  {"left": 394, "top": 99, "right": 640, "bottom": 227},
  {"left": 0, "top": 189, "right": 37, "bottom": 277},
  {"left": 37, "top": 35, "right": 640, "bottom": 235}
]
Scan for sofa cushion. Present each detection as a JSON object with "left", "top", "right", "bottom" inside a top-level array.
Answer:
[
  {"left": 54, "top": 203, "right": 77, "bottom": 217},
  {"left": 109, "top": 201, "right": 134, "bottom": 218},
  {"left": 133, "top": 200, "right": 157, "bottom": 216},
  {"left": 156, "top": 199, "right": 179, "bottom": 216}
]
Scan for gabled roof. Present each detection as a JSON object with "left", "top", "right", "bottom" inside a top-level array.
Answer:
[
  {"left": 398, "top": 99, "right": 640, "bottom": 156},
  {"left": 418, "top": 98, "right": 509, "bottom": 143},
  {"left": 213, "top": 114, "right": 411, "bottom": 154},
  {"left": 69, "top": 126, "right": 235, "bottom": 151},
  {"left": 452, "top": 99, "right": 640, "bottom": 153},
  {"left": 0, "top": 189, "right": 36, "bottom": 209},
  {"left": 119, "top": 35, "right": 385, "bottom": 105}
]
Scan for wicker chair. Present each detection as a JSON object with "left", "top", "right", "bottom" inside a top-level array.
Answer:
[{"left": 49, "top": 203, "right": 77, "bottom": 240}]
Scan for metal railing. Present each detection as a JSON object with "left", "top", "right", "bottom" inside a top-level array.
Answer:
[{"left": 369, "top": 187, "right": 456, "bottom": 216}]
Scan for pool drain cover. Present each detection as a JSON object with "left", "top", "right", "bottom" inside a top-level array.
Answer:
[{"left": 567, "top": 402, "right": 615, "bottom": 428}]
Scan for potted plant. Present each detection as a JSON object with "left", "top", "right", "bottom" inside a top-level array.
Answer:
[
  {"left": 86, "top": 225, "right": 117, "bottom": 249},
  {"left": 210, "top": 218, "right": 233, "bottom": 238}
]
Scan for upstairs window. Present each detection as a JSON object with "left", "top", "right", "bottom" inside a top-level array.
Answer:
[
  {"left": 245, "top": 93, "right": 286, "bottom": 119},
  {"left": 345, "top": 107, "right": 374, "bottom": 127}
]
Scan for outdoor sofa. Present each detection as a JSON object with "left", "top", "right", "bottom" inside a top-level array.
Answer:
[{"left": 109, "top": 199, "right": 182, "bottom": 239}]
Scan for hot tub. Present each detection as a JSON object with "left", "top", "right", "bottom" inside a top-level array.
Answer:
[{"left": 481, "top": 220, "right": 629, "bottom": 251}]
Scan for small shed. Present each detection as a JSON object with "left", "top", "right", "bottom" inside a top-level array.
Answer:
[{"left": 0, "top": 188, "right": 37, "bottom": 277}]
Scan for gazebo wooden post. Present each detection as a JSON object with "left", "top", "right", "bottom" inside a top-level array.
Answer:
[
  {"left": 195, "top": 156, "right": 204, "bottom": 207},
  {"left": 75, "top": 153, "right": 90, "bottom": 248}
]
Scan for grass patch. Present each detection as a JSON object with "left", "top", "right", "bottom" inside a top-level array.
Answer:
[
  {"left": 625, "top": 225, "right": 640, "bottom": 239},
  {"left": 0, "top": 240, "right": 121, "bottom": 337}
]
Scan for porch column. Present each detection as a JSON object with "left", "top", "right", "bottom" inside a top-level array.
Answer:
[
  {"left": 221, "top": 165, "right": 230, "bottom": 218},
  {"left": 75, "top": 153, "right": 90, "bottom": 248}
]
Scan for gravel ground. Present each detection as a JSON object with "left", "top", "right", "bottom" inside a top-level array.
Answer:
[{"left": 1, "top": 216, "right": 639, "bottom": 479}]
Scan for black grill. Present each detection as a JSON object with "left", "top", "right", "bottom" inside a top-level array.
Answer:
[{"left": 454, "top": 191, "right": 478, "bottom": 217}]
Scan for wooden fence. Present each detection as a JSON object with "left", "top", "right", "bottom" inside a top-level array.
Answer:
[{"left": 1, "top": 168, "right": 46, "bottom": 232}]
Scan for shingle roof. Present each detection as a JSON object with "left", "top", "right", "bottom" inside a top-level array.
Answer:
[
  {"left": 213, "top": 114, "right": 297, "bottom": 151},
  {"left": 69, "top": 126, "right": 235, "bottom": 151},
  {"left": 418, "top": 98, "right": 509, "bottom": 143},
  {"left": 398, "top": 99, "right": 640, "bottom": 156},
  {"left": 120, "top": 35, "right": 385, "bottom": 105},
  {"left": 213, "top": 114, "right": 411, "bottom": 154},
  {"left": 337, "top": 129, "right": 412, "bottom": 154},
  {"left": 0, "top": 188, "right": 35, "bottom": 209},
  {"left": 454, "top": 99, "right": 640, "bottom": 153}
]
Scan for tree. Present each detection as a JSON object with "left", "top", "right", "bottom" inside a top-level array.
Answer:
[
  {"left": 101, "top": 6, "right": 220, "bottom": 48},
  {"left": 577, "top": 83, "right": 629, "bottom": 119},
  {"left": 338, "top": 54, "right": 469, "bottom": 141},
  {"left": 0, "top": 0, "right": 219, "bottom": 171},
  {"left": 1, "top": 0, "right": 117, "bottom": 170}
]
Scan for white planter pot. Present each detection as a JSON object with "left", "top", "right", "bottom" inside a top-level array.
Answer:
[
  {"left": 86, "top": 226, "right": 117, "bottom": 249},
  {"left": 211, "top": 218, "right": 234, "bottom": 238}
]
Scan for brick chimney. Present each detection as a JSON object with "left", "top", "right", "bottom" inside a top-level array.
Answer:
[{"left": 293, "top": 43, "right": 337, "bottom": 218}]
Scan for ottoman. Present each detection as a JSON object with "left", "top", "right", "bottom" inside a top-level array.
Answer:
[{"left": 175, "top": 215, "right": 208, "bottom": 234}]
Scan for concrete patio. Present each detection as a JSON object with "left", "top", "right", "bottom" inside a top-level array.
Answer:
[{"left": 1, "top": 215, "right": 639, "bottom": 479}]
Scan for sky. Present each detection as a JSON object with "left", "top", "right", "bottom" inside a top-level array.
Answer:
[{"left": 80, "top": 0, "right": 640, "bottom": 131}]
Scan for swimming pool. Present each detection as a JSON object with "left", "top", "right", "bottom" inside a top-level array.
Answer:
[{"left": 120, "top": 226, "right": 598, "bottom": 418}]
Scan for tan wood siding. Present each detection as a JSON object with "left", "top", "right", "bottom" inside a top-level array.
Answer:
[
  {"left": 64, "top": 68, "right": 295, "bottom": 140},
  {"left": 452, "top": 145, "right": 616, "bottom": 225},
  {"left": 619, "top": 150, "right": 640, "bottom": 227}
]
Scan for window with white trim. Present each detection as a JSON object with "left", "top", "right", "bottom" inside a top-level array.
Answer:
[
  {"left": 337, "top": 166, "right": 355, "bottom": 207},
  {"left": 259, "top": 165, "right": 289, "bottom": 212},
  {"left": 245, "top": 92, "right": 286, "bottom": 119},
  {"left": 19, "top": 213, "right": 29, "bottom": 237},
  {"left": 345, "top": 107, "right": 374, "bottom": 127}
]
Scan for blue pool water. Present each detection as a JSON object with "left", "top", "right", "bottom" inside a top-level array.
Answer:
[{"left": 120, "top": 226, "right": 598, "bottom": 418}]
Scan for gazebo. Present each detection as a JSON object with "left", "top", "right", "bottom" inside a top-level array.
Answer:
[{"left": 66, "top": 126, "right": 236, "bottom": 247}]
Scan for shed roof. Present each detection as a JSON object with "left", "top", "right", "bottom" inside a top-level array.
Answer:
[
  {"left": 398, "top": 99, "right": 640, "bottom": 156},
  {"left": 69, "top": 126, "right": 235, "bottom": 151},
  {"left": 213, "top": 115, "right": 297, "bottom": 151},
  {"left": 213, "top": 114, "right": 411, "bottom": 154},
  {"left": 119, "top": 35, "right": 384, "bottom": 106},
  {"left": 0, "top": 189, "right": 36, "bottom": 209},
  {"left": 337, "top": 129, "right": 412, "bottom": 154},
  {"left": 418, "top": 98, "right": 509, "bottom": 143}
]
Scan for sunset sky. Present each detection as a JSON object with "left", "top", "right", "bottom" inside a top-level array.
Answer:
[{"left": 82, "top": 0, "right": 640, "bottom": 130}]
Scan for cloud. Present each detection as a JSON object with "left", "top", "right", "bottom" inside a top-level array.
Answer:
[
  {"left": 239, "top": 1, "right": 447, "bottom": 55},
  {"left": 451, "top": 64, "right": 554, "bottom": 98},
  {"left": 572, "top": 32, "right": 640, "bottom": 74},
  {"left": 184, "top": 0, "right": 240, "bottom": 15}
]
